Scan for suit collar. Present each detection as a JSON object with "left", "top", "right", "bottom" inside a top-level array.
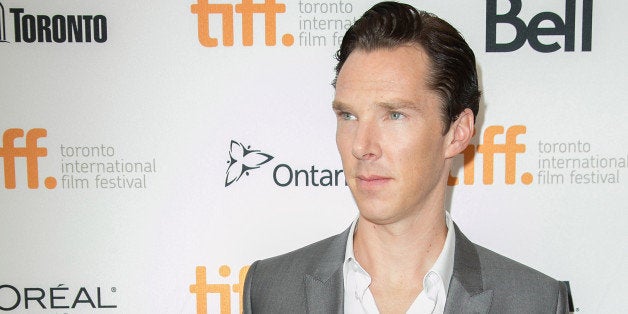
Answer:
[
  {"left": 444, "top": 223, "right": 493, "bottom": 313},
  {"left": 300, "top": 223, "right": 494, "bottom": 313},
  {"left": 303, "top": 227, "right": 349, "bottom": 314}
]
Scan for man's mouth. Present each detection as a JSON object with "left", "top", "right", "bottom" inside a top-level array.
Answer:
[{"left": 355, "top": 175, "right": 392, "bottom": 188}]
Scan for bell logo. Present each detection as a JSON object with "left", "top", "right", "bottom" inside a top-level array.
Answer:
[
  {"left": 449, "top": 125, "right": 532, "bottom": 186},
  {"left": 486, "top": 0, "right": 593, "bottom": 52},
  {"left": 190, "top": 0, "right": 294, "bottom": 47},
  {"left": 0, "top": 128, "right": 56, "bottom": 189}
]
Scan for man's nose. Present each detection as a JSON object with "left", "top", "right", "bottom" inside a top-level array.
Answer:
[{"left": 352, "top": 120, "right": 381, "bottom": 160}]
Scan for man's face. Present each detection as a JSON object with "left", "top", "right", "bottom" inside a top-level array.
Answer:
[{"left": 333, "top": 46, "right": 454, "bottom": 225}]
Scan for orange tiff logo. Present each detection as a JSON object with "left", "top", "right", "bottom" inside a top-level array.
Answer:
[
  {"left": 190, "top": 0, "right": 294, "bottom": 47},
  {"left": 190, "top": 265, "right": 250, "bottom": 314},
  {"left": 0, "top": 128, "right": 57, "bottom": 189},
  {"left": 448, "top": 125, "right": 532, "bottom": 185}
]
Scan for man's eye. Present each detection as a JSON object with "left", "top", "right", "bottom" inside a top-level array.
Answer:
[
  {"left": 390, "top": 112, "right": 405, "bottom": 120},
  {"left": 340, "top": 112, "right": 356, "bottom": 120}
]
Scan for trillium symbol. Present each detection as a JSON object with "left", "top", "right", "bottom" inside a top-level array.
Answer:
[{"left": 225, "top": 140, "right": 274, "bottom": 187}]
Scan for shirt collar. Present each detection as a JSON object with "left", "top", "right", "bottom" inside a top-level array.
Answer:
[
  {"left": 343, "top": 212, "right": 456, "bottom": 297},
  {"left": 429, "top": 211, "right": 456, "bottom": 297}
]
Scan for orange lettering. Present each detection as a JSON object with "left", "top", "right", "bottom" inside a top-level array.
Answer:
[
  {"left": 0, "top": 128, "right": 47, "bottom": 189},
  {"left": 477, "top": 125, "right": 526, "bottom": 184},
  {"left": 190, "top": 265, "right": 250, "bottom": 314},
  {"left": 191, "top": 0, "right": 234, "bottom": 47},
  {"left": 232, "top": 265, "right": 250, "bottom": 314},
  {"left": 192, "top": 0, "right": 289, "bottom": 47},
  {"left": 448, "top": 144, "right": 476, "bottom": 186},
  {"left": 235, "top": 0, "right": 285, "bottom": 46}
]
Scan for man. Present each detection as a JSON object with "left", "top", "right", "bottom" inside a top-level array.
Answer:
[{"left": 244, "top": 2, "right": 568, "bottom": 313}]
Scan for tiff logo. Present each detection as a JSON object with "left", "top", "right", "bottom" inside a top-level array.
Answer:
[
  {"left": 0, "top": 128, "right": 57, "bottom": 189},
  {"left": 190, "top": 265, "right": 250, "bottom": 314},
  {"left": 449, "top": 125, "right": 532, "bottom": 185},
  {"left": 190, "top": 0, "right": 294, "bottom": 47}
]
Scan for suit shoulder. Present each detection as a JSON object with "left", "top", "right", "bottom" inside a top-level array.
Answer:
[
  {"left": 473, "top": 244, "right": 567, "bottom": 312},
  {"left": 249, "top": 228, "right": 348, "bottom": 281},
  {"left": 451, "top": 225, "right": 567, "bottom": 312},
  {"left": 244, "top": 229, "right": 348, "bottom": 312},
  {"left": 474, "top": 244, "right": 558, "bottom": 285}
]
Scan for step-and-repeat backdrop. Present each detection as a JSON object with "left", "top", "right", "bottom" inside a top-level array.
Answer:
[{"left": 1, "top": 0, "right": 626, "bottom": 313}]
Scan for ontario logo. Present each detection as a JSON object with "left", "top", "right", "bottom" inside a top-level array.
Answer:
[
  {"left": 0, "top": 2, "right": 107, "bottom": 44},
  {"left": 224, "top": 140, "right": 346, "bottom": 187},
  {"left": 225, "top": 140, "right": 274, "bottom": 187},
  {"left": 190, "top": 0, "right": 294, "bottom": 47}
]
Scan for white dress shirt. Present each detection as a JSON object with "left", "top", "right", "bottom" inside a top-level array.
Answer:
[{"left": 343, "top": 212, "right": 456, "bottom": 314}]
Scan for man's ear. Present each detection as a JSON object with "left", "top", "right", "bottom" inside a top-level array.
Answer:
[{"left": 444, "top": 108, "right": 474, "bottom": 159}]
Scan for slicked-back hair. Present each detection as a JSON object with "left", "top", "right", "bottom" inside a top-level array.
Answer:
[{"left": 333, "top": 1, "right": 480, "bottom": 133}]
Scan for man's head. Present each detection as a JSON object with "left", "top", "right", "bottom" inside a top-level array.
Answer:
[
  {"left": 333, "top": 1, "right": 480, "bottom": 133},
  {"left": 332, "top": 2, "right": 478, "bottom": 224}
]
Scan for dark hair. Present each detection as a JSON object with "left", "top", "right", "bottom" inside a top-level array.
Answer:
[{"left": 334, "top": 1, "right": 480, "bottom": 132}]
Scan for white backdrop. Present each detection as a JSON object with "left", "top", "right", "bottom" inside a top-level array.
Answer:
[{"left": 1, "top": 0, "right": 626, "bottom": 313}]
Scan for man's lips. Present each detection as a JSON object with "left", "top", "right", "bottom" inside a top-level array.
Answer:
[
  {"left": 357, "top": 175, "right": 390, "bottom": 181},
  {"left": 355, "top": 175, "right": 392, "bottom": 188}
]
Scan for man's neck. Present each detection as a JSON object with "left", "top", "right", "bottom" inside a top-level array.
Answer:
[{"left": 353, "top": 208, "right": 448, "bottom": 284}]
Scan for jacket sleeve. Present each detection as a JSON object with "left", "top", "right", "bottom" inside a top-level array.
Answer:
[
  {"left": 243, "top": 260, "right": 259, "bottom": 314},
  {"left": 555, "top": 281, "right": 569, "bottom": 314}
]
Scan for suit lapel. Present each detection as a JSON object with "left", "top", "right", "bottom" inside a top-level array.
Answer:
[
  {"left": 444, "top": 223, "right": 493, "bottom": 314},
  {"left": 304, "top": 268, "right": 344, "bottom": 314},
  {"left": 301, "top": 223, "right": 494, "bottom": 313},
  {"left": 303, "top": 227, "right": 349, "bottom": 314}
]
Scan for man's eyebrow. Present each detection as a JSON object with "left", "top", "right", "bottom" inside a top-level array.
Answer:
[
  {"left": 378, "top": 101, "right": 422, "bottom": 111},
  {"left": 332, "top": 100, "right": 423, "bottom": 112},
  {"left": 331, "top": 101, "right": 349, "bottom": 111}
]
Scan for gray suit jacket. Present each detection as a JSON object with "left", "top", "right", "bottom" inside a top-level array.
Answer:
[{"left": 243, "top": 223, "right": 569, "bottom": 313}]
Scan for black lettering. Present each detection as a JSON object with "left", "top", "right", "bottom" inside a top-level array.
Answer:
[
  {"left": 97, "top": 287, "right": 117, "bottom": 308},
  {"left": 8, "top": 9, "right": 107, "bottom": 44},
  {"left": 52, "top": 15, "right": 66, "bottom": 42},
  {"left": 50, "top": 286, "right": 70, "bottom": 309},
  {"left": 295, "top": 169, "right": 309, "bottom": 186},
  {"left": 486, "top": 0, "right": 527, "bottom": 52},
  {"left": 67, "top": 16, "right": 83, "bottom": 42},
  {"left": 582, "top": 0, "right": 593, "bottom": 51},
  {"left": 93, "top": 15, "right": 107, "bottom": 42},
  {"left": 22, "top": 14, "right": 36, "bottom": 42},
  {"left": 527, "top": 12, "right": 564, "bottom": 53},
  {"left": 82, "top": 15, "right": 93, "bottom": 42},
  {"left": 487, "top": 0, "right": 592, "bottom": 52},
  {"left": 10, "top": 8, "right": 24, "bottom": 42},
  {"left": 24, "top": 287, "right": 46, "bottom": 309},
  {"left": 37, "top": 15, "right": 51, "bottom": 42},
  {"left": 564, "top": 0, "right": 575, "bottom": 51},
  {"left": 0, "top": 285, "right": 21, "bottom": 311},
  {"left": 71, "top": 287, "right": 96, "bottom": 308},
  {"left": 320, "top": 169, "right": 332, "bottom": 186},
  {"left": 273, "top": 164, "right": 292, "bottom": 187},
  {"left": 334, "top": 169, "right": 345, "bottom": 186},
  {"left": 309, "top": 166, "right": 319, "bottom": 186}
]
